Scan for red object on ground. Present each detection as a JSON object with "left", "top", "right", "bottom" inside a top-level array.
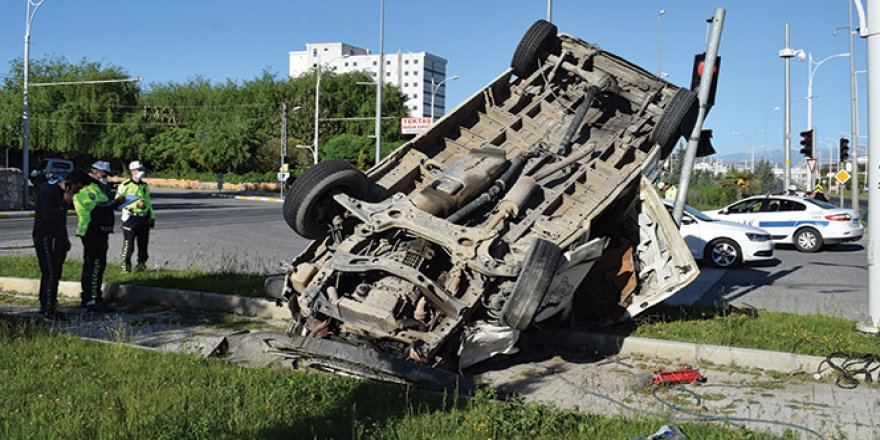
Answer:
[{"left": 653, "top": 367, "right": 705, "bottom": 386}]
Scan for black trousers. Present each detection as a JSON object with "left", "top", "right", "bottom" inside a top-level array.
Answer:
[
  {"left": 80, "top": 231, "right": 109, "bottom": 303},
  {"left": 121, "top": 216, "right": 150, "bottom": 266},
  {"left": 33, "top": 234, "right": 68, "bottom": 313}
]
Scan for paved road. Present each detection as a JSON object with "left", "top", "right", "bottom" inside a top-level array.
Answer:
[
  {"left": 669, "top": 242, "right": 868, "bottom": 321},
  {"left": 0, "top": 188, "right": 310, "bottom": 274},
  {"left": 0, "top": 188, "right": 870, "bottom": 320}
]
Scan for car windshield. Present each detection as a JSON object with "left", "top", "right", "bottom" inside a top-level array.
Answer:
[
  {"left": 803, "top": 198, "right": 838, "bottom": 209},
  {"left": 684, "top": 204, "right": 714, "bottom": 222}
]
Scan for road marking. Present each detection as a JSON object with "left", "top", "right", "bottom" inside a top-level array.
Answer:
[{"left": 210, "top": 193, "right": 283, "bottom": 203}]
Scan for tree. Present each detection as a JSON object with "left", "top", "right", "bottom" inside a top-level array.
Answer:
[{"left": 752, "top": 159, "right": 777, "bottom": 195}]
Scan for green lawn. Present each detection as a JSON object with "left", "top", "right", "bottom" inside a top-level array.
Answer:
[
  {"left": 0, "top": 255, "right": 265, "bottom": 298},
  {"left": 0, "top": 315, "right": 795, "bottom": 439},
  {"left": 607, "top": 305, "right": 880, "bottom": 358}
]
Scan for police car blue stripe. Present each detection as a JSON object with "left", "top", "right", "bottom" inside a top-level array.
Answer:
[{"left": 758, "top": 220, "right": 829, "bottom": 228}]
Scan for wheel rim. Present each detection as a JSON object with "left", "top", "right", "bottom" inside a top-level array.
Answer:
[
  {"left": 711, "top": 242, "right": 737, "bottom": 267},
  {"left": 798, "top": 231, "right": 817, "bottom": 250}
]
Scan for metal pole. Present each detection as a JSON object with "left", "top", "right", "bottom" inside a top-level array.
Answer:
[
  {"left": 547, "top": 0, "right": 552, "bottom": 22},
  {"left": 280, "top": 102, "right": 288, "bottom": 198},
  {"left": 657, "top": 10, "right": 665, "bottom": 77},
  {"left": 313, "top": 64, "right": 321, "bottom": 165},
  {"left": 375, "top": 0, "right": 384, "bottom": 166},
  {"left": 850, "top": 0, "right": 861, "bottom": 211},
  {"left": 430, "top": 77, "right": 435, "bottom": 121},
  {"left": 808, "top": 53, "right": 815, "bottom": 192},
  {"left": 673, "top": 8, "right": 725, "bottom": 224},
  {"left": 864, "top": 0, "right": 880, "bottom": 332},
  {"left": 783, "top": 24, "right": 793, "bottom": 192},
  {"left": 22, "top": 1, "right": 45, "bottom": 209}
]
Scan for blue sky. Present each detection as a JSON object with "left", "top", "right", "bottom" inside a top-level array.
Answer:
[{"left": 0, "top": 0, "right": 867, "bottom": 159}]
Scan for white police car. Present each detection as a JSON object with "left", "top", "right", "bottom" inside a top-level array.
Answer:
[
  {"left": 706, "top": 195, "right": 863, "bottom": 252},
  {"left": 664, "top": 201, "right": 774, "bottom": 268}
]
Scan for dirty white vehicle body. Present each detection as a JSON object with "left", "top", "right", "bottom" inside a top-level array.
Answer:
[{"left": 274, "top": 20, "right": 700, "bottom": 375}]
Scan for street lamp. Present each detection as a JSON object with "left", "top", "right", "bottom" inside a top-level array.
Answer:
[
  {"left": 806, "top": 51, "right": 849, "bottom": 189},
  {"left": 312, "top": 54, "right": 349, "bottom": 165},
  {"left": 732, "top": 130, "right": 763, "bottom": 170},
  {"left": 22, "top": 0, "right": 45, "bottom": 209},
  {"left": 778, "top": 24, "right": 805, "bottom": 192},
  {"left": 430, "top": 75, "right": 459, "bottom": 122}
]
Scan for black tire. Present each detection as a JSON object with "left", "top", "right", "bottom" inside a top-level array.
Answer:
[
  {"left": 283, "top": 160, "right": 368, "bottom": 239},
  {"left": 705, "top": 238, "right": 741, "bottom": 268},
  {"left": 501, "top": 238, "right": 562, "bottom": 330},
  {"left": 650, "top": 88, "right": 699, "bottom": 159},
  {"left": 793, "top": 227, "right": 823, "bottom": 253},
  {"left": 511, "top": 20, "right": 558, "bottom": 79}
]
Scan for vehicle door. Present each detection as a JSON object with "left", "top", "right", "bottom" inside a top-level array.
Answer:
[{"left": 754, "top": 198, "right": 806, "bottom": 240}]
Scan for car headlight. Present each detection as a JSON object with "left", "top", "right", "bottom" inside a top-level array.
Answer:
[{"left": 746, "top": 233, "right": 771, "bottom": 242}]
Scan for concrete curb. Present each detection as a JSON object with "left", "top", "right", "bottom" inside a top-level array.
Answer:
[
  {"left": 0, "top": 276, "right": 291, "bottom": 320},
  {"left": 0, "top": 210, "right": 76, "bottom": 220},
  {"left": 210, "top": 193, "right": 283, "bottom": 203},
  {"left": 554, "top": 330, "right": 826, "bottom": 374},
  {"left": 0, "top": 275, "right": 826, "bottom": 374}
]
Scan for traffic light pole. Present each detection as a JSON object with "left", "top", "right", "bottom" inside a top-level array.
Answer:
[{"left": 673, "top": 8, "right": 725, "bottom": 225}]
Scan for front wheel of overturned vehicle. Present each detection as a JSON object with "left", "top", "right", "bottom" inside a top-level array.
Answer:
[
  {"left": 501, "top": 238, "right": 562, "bottom": 330},
  {"left": 283, "top": 159, "right": 369, "bottom": 239},
  {"left": 650, "top": 88, "right": 699, "bottom": 160}
]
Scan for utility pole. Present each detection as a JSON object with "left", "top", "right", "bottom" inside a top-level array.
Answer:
[
  {"left": 779, "top": 24, "right": 800, "bottom": 192},
  {"left": 547, "top": 0, "right": 552, "bottom": 21},
  {"left": 852, "top": 0, "right": 879, "bottom": 332},
  {"left": 375, "top": 0, "right": 384, "bottom": 166},
  {"left": 849, "top": 0, "right": 860, "bottom": 211}
]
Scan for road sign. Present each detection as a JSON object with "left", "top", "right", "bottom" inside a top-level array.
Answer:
[
  {"left": 277, "top": 172, "right": 290, "bottom": 182},
  {"left": 806, "top": 158, "right": 817, "bottom": 173},
  {"left": 401, "top": 117, "right": 432, "bottom": 135},
  {"left": 835, "top": 169, "right": 851, "bottom": 184}
]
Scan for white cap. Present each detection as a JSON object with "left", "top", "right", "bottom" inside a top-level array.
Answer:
[
  {"left": 788, "top": 184, "right": 797, "bottom": 191},
  {"left": 90, "top": 161, "right": 111, "bottom": 174},
  {"left": 129, "top": 160, "right": 144, "bottom": 170},
  {"left": 656, "top": 181, "right": 666, "bottom": 190}
]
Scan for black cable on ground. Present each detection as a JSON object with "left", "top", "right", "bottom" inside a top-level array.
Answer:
[{"left": 815, "top": 351, "right": 880, "bottom": 389}]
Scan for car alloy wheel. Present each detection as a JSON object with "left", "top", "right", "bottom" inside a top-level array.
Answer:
[
  {"left": 709, "top": 239, "right": 739, "bottom": 268},
  {"left": 794, "top": 228, "right": 823, "bottom": 253}
]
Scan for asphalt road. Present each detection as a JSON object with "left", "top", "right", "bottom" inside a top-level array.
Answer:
[
  {"left": 681, "top": 242, "right": 869, "bottom": 322},
  {"left": 0, "top": 188, "right": 310, "bottom": 274},
  {"left": 0, "top": 188, "right": 870, "bottom": 321}
]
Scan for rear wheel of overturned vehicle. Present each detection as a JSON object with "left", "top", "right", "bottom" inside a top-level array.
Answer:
[
  {"left": 705, "top": 238, "right": 741, "bottom": 268},
  {"left": 794, "top": 227, "right": 823, "bottom": 253},
  {"left": 283, "top": 159, "right": 368, "bottom": 239},
  {"left": 511, "top": 19, "right": 559, "bottom": 79},
  {"left": 501, "top": 238, "right": 563, "bottom": 330},
  {"left": 650, "top": 88, "right": 699, "bottom": 160}
]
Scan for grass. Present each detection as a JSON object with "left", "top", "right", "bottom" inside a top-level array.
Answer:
[
  {"left": 0, "top": 315, "right": 797, "bottom": 439},
  {"left": 0, "top": 255, "right": 265, "bottom": 298},
  {"left": 605, "top": 305, "right": 880, "bottom": 357}
]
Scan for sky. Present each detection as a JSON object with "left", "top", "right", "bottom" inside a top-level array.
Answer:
[{"left": 0, "top": 0, "right": 868, "bottom": 161}]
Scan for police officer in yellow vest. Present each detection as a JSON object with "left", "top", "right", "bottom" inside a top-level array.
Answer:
[
  {"left": 117, "top": 161, "right": 155, "bottom": 273},
  {"left": 74, "top": 161, "right": 123, "bottom": 312}
]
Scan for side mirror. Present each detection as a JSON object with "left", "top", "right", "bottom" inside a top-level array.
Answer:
[
  {"left": 719, "top": 209, "right": 728, "bottom": 215},
  {"left": 681, "top": 217, "right": 696, "bottom": 225}
]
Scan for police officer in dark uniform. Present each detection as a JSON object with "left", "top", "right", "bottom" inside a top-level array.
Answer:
[{"left": 32, "top": 170, "right": 89, "bottom": 320}]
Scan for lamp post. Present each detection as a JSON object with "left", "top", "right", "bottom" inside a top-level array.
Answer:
[
  {"left": 312, "top": 54, "right": 349, "bottom": 165},
  {"left": 657, "top": 9, "right": 665, "bottom": 77},
  {"left": 375, "top": 0, "right": 385, "bottom": 166},
  {"left": 430, "top": 75, "right": 459, "bottom": 122},
  {"left": 22, "top": 0, "right": 45, "bottom": 209},
  {"left": 806, "top": 51, "right": 849, "bottom": 190},
  {"left": 778, "top": 24, "right": 804, "bottom": 192}
]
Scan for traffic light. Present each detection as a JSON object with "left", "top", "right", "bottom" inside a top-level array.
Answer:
[
  {"left": 799, "top": 129, "right": 814, "bottom": 158},
  {"left": 839, "top": 137, "right": 850, "bottom": 162},
  {"left": 690, "top": 53, "right": 722, "bottom": 107}
]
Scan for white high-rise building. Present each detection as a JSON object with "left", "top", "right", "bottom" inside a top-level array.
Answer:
[{"left": 289, "top": 42, "right": 449, "bottom": 118}]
